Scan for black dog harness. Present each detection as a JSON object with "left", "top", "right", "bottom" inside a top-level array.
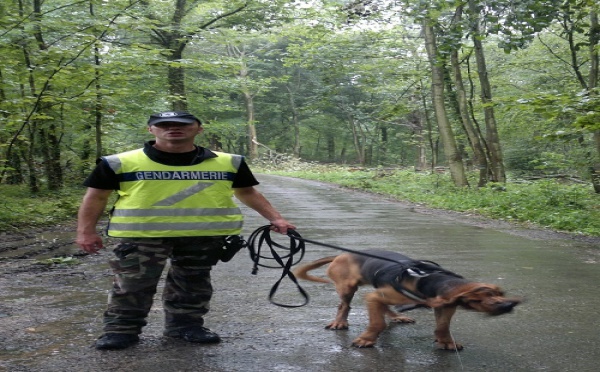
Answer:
[
  {"left": 362, "top": 250, "right": 462, "bottom": 302},
  {"left": 355, "top": 250, "right": 462, "bottom": 302}
]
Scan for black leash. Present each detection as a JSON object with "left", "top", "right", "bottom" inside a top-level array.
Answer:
[
  {"left": 246, "top": 225, "right": 450, "bottom": 308},
  {"left": 247, "top": 225, "right": 309, "bottom": 308}
]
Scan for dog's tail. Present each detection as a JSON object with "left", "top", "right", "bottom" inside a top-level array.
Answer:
[{"left": 293, "top": 256, "right": 337, "bottom": 284}]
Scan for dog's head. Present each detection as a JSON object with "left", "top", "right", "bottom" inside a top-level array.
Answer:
[{"left": 427, "top": 283, "right": 521, "bottom": 315}]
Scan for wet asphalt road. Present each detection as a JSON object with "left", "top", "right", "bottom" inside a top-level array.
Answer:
[{"left": 1, "top": 174, "right": 599, "bottom": 372}]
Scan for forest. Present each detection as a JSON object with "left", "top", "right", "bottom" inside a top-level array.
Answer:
[{"left": 0, "top": 0, "right": 599, "bottom": 194}]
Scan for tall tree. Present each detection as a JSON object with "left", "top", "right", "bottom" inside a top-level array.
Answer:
[
  {"left": 533, "top": 0, "right": 600, "bottom": 191},
  {"left": 423, "top": 18, "right": 469, "bottom": 187},
  {"left": 560, "top": 0, "right": 600, "bottom": 191},
  {"left": 466, "top": 0, "right": 505, "bottom": 183},
  {"left": 137, "top": 0, "right": 249, "bottom": 111}
]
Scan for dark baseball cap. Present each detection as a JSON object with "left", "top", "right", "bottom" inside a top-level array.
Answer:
[{"left": 147, "top": 111, "right": 201, "bottom": 126}]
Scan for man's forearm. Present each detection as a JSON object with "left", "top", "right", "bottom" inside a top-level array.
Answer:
[
  {"left": 234, "top": 187, "right": 282, "bottom": 222},
  {"left": 77, "top": 189, "right": 112, "bottom": 234}
]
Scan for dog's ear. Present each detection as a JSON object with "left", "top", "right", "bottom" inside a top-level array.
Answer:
[{"left": 425, "top": 283, "right": 503, "bottom": 308}]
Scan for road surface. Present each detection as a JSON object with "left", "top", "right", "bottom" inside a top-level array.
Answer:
[{"left": 1, "top": 174, "right": 599, "bottom": 371}]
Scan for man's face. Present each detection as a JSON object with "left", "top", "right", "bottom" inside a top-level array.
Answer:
[{"left": 148, "top": 121, "right": 202, "bottom": 142}]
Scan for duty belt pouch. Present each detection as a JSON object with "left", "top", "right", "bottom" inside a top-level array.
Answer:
[{"left": 220, "top": 235, "right": 246, "bottom": 262}]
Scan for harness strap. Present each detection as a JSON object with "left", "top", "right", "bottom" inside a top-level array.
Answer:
[
  {"left": 374, "top": 262, "right": 441, "bottom": 303},
  {"left": 397, "top": 286, "right": 428, "bottom": 302}
]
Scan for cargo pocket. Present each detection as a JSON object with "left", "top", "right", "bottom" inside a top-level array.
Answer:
[
  {"left": 172, "top": 237, "right": 225, "bottom": 267},
  {"left": 109, "top": 242, "right": 140, "bottom": 274}
]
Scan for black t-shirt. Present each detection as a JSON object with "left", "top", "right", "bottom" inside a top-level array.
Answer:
[{"left": 83, "top": 141, "right": 259, "bottom": 190}]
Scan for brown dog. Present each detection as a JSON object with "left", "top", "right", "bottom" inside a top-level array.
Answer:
[{"left": 293, "top": 249, "right": 521, "bottom": 350}]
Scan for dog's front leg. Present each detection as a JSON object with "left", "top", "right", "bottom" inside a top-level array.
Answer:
[
  {"left": 433, "top": 306, "right": 463, "bottom": 351},
  {"left": 352, "top": 290, "right": 388, "bottom": 348}
]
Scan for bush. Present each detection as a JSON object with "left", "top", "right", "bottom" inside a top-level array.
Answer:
[{"left": 0, "top": 185, "right": 85, "bottom": 233}]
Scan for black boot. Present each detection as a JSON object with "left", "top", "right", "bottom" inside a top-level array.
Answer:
[
  {"left": 95, "top": 333, "right": 139, "bottom": 350},
  {"left": 165, "top": 326, "right": 221, "bottom": 344}
]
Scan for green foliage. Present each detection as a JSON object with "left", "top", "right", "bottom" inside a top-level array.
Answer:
[
  {"left": 35, "top": 257, "right": 79, "bottom": 266},
  {"left": 0, "top": 0, "right": 599, "bottom": 199},
  {"left": 259, "top": 162, "right": 600, "bottom": 236},
  {"left": 0, "top": 185, "right": 85, "bottom": 232}
]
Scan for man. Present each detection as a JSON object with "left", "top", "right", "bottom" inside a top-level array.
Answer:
[{"left": 76, "top": 111, "right": 295, "bottom": 350}]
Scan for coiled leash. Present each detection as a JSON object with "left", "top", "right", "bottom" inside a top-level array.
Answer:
[
  {"left": 247, "top": 225, "right": 309, "bottom": 308},
  {"left": 246, "top": 225, "right": 454, "bottom": 308}
]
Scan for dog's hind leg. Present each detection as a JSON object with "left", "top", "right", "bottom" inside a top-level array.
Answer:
[
  {"left": 326, "top": 283, "right": 357, "bottom": 330},
  {"left": 324, "top": 254, "right": 362, "bottom": 330},
  {"left": 433, "top": 306, "right": 463, "bottom": 351}
]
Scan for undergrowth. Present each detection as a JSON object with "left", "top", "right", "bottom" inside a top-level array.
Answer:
[
  {"left": 0, "top": 185, "right": 85, "bottom": 233},
  {"left": 253, "top": 158, "right": 600, "bottom": 237}
]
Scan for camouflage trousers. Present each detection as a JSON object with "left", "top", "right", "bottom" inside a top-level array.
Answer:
[{"left": 103, "top": 236, "right": 226, "bottom": 335}]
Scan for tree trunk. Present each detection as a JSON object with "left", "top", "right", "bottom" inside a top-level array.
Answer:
[
  {"left": 422, "top": 20, "right": 468, "bottom": 187},
  {"left": 6, "top": 147, "right": 24, "bottom": 185},
  {"left": 244, "top": 91, "right": 259, "bottom": 159},
  {"left": 468, "top": 0, "right": 506, "bottom": 183},
  {"left": 167, "top": 47, "right": 187, "bottom": 111},
  {"left": 589, "top": 10, "right": 600, "bottom": 192},
  {"left": 559, "top": 6, "right": 600, "bottom": 192},
  {"left": 348, "top": 115, "right": 365, "bottom": 165},
  {"left": 39, "top": 122, "right": 63, "bottom": 190},
  {"left": 327, "top": 134, "right": 335, "bottom": 162},
  {"left": 287, "top": 85, "right": 301, "bottom": 158},
  {"left": 406, "top": 107, "right": 427, "bottom": 170},
  {"left": 379, "top": 124, "right": 388, "bottom": 165},
  {"left": 23, "top": 44, "right": 39, "bottom": 193},
  {"left": 418, "top": 83, "right": 438, "bottom": 169},
  {"left": 94, "top": 44, "right": 103, "bottom": 159},
  {"left": 26, "top": 120, "right": 39, "bottom": 193},
  {"left": 236, "top": 54, "right": 259, "bottom": 160},
  {"left": 450, "top": 46, "right": 488, "bottom": 185}
]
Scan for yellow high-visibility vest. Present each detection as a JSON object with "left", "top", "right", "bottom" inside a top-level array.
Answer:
[{"left": 104, "top": 148, "right": 244, "bottom": 238}]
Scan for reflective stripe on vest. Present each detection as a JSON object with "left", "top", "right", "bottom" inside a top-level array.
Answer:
[{"left": 104, "top": 148, "right": 244, "bottom": 238}]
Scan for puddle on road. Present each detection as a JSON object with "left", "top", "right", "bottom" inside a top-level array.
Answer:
[
  {"left": 0, "top": 229, "right": 81, "bottom": 260},
  {"left": 0, "top": 277, "right": 105, "bottom": 363}
]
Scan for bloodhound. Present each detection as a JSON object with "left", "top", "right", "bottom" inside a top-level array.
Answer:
[{"left": 293, "top": 249, "right": 521, "bottom": 350}]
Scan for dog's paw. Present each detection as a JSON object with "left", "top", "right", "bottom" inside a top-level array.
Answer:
[
  {"left": 435, "top": 340, "right": 464, "bottom": 351},
  {"left": 389, "top": 315, "right": 415, "bottom": 324},
  {"left": 351, "top": 338, "right": 376, "bottom": 348},
  {"left": 325, "top": 321, "right": 349, "bottom": 330}
]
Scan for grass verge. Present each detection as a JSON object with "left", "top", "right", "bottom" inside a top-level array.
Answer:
[{"left": 255, "top": 161, "right": 600, "bottom": 237}]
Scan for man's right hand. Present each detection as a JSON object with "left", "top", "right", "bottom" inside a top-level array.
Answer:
[
  {"left": 76, "top": 187, "right": 112, "bottom": 254},
  {"left": 76, "top": 232, "right": 104, "bottom": 254}
]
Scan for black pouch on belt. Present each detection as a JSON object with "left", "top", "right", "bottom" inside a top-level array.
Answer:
[{"left": 220, "top": 235, "right": 246, "bottom": 262}]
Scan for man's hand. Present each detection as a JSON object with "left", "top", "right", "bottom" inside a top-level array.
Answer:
[
  {"left": 76, "top": 232, "right": 104, "bottom": 254},
  {"left": 76, "top": 187, "right": 112, "bottom": 254},
  {"left": 269, "top": 218, "right": 296, "bottom": 235}
]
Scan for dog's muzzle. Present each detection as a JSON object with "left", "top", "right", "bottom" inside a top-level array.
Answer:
[{"left": 489, "top": 299, "right": 520, "bottom": 316}]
